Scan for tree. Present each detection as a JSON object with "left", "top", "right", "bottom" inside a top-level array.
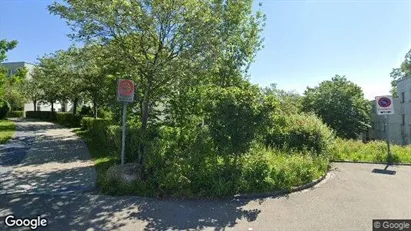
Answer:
[
  {"left": 0, "top": 39, "right": 18, "bottom": 98},
  {"left": 49, "top": 0, "right": 265, "bottom": 167},
  {"left": 22, "top": 77, "right": 42, "bottom": 111},
  {"left": 390, "top": 49, "right": 411, "bottom": 97},
  {"left": 263, "top": 83, "right": 302, "bottom": 115},
  {"left": 34, "top": 51, "right": 68, "bottom": 112},
  {"left": 302, "top": 75, "right": 371, "bottom": 139}
]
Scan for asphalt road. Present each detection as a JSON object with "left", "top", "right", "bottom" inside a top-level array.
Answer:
[{"left": 0, "top": 163, "right": 410, "bottom": 231}]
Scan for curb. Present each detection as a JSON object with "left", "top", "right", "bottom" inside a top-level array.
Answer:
[
  {"left": 233, "top": 172, "right": 329, "bottom": 200},
  {"left": 332, "top": 160, "right": 411, "bottom": 166}
]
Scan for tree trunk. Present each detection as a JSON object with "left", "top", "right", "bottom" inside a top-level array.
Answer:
[
  {"left": 73, "top": 98, "right": 78, "bottom": 115},
  {"left": 93, "top": 99, "right": 98, "bottom": 119},
  {"left": 138, "top": 94, "right": 150, "bottom": 168},
  {"left": 51, "top": 102, "right": 54, "bottom": 112},
  {"left": 33, "top": 100, "right": 37, "bottom": 112}
]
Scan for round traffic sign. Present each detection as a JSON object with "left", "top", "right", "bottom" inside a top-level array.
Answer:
[
  {"left": 378, "top": 97, "right": 391, "bottom": 107},
  {"left": 119, "top": 80, "right": 134, "bottom": 96}
]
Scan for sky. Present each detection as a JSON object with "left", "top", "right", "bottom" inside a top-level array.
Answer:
[{"left": 1, "top": 0, "right": 410, "bottom": 100}]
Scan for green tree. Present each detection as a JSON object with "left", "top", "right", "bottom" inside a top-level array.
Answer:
[
  {"left": 263, "top": 83, "right": 302, "bottom": 115},
  {"left": 0, "top": 39, "right": 18, "bottom": 98},
  {"left": 390, "top": 49, "right": 411, "bottom": 97},
  {"left": 34, "top": 51, "right": 68, "bottom": 112},
  {"left": 49, "top": 0, "right": 265, "bottom": 166},
  {"left": 302, "top": 75, "right": 371, "bottom": 139}
]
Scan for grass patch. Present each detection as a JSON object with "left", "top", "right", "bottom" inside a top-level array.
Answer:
[
  {"left": 0, "top": 120, "right": 16, "bottom": 144},
  {"left": 332, "top": 138, "right": 411, "bottom": 164},
  {"left": 75, "top": 129, "right": 119, "bottom": 189}
]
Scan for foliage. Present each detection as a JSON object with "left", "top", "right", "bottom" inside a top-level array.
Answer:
[
  {"left": 0, "top": 39, "right": 17, "bottom": 63},
  {"left": 25, "top": 111, "right": 57, "bottom": 121},
  {"left": 55, "top": 112, "right": 82, "bottom": 127},
  {"left": 264, "top": 112, "right": 335, "bottom": 157},
  {"left": 79, "top": 105, "right": 93, "bottom": 117},
  {"left": 49, "top": 0, "right": 266, "bottom": 165},
  {"left": 390, "top": 49, "right": 411, "bottom": 97},
  {"left": 80, "top": 117, "right": 111, "bottom": 132},
  {"left": 263, "top": 83, "right": 303, "bottom": 114},
  {"left": 332, "top": 138, "right": 411, "bottom": 164},
  {"left": 302, "top": 75, "right": 371, "bottom": 139},
  {"left": 7, "top": 111, "right": 24, "bottom": 118},
  {"left": 0, "top": 119, "right": 16, "bottom": 144},
  {"left": 205, "top": 84, "right": 271, "bottom": 158},
  {"left": 78, "top": 122, "right": 329, "bottom": 198},
  {"left": 0, "top": 99, "right": 11, "bottom": 120}
]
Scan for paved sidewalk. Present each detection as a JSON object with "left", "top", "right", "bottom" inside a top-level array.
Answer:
[
  {"left": 0, "top": 163, "right": 410, "bottom": 231},
  {"left": 0, "top": 119, "right": 96, "bottom": 195}
]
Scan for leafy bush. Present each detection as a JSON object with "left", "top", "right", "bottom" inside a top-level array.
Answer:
[
  {"left": 26, "top": 111, "right": 82, "bottom": 127},
  {"left": 25, "top": 111, "right": 57, "bottom": 121},
  {"left": 264, "top": 113, "right": 335, "bottom": 157},
  {"left": 205, "top": 85, "right": 275, "bottom": 158},
  {"left": 80, "top": 117, "right": 111, "bottom": 131},
  {"left": 55, "top": 112, "right": 82, "bottom": 127},
  {"left": 0, "top": 99, "right": 11, "bottom": 119},
  {"left": 7, "top": 111, "right": 24, "bottom": 118},
  {"left": 79, "top": 105, "right": 93, "bottom": 116}
]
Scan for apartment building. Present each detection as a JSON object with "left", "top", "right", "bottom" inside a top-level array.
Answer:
[{"left": 369, "top": 77, "right": 411, "bottom": 145}]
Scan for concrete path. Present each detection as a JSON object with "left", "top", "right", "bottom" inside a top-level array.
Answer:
[
  {"left": 0, "top": 119, "right": 96, "bottom": 195},
  {"left": 0, "top": 163, "right": 410, "bottom": 231}
]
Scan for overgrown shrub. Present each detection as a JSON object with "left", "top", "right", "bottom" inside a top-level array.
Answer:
[
  {"left": 264, "top": 112, "right": 335, "bottom": 156},
  {"left": 79, "top": 105, "right": 93, "bottom": 116},
  {"left": 7, "top": 111, "right": 24, "bottom": 118},
  {"left": 0, "top": 99, "right": 11, "bottom": 119},
  {"left": 56, "top": 112, "right": 82, "bottom": 127}
]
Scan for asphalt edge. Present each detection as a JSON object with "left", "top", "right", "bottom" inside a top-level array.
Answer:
[
  {"left": 233, "top": 172, "right": 329, "bottom": 200},
  {"left": 332, "top": 160, "right": 411, "bottom": 166}
]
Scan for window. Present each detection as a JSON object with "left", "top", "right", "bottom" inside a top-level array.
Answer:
[{"left": 401, "top": 92, "right": 405, "bottom": 103}]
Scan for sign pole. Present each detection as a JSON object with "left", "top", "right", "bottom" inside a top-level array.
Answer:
[
  {"left": 121, "top": 102, "right": 127, "bottom": 165},
  {"left": 117, "top": 79, "right": 134, "bottom": 166},
  {"left": 384, "top": 115, "right": 391, "bottom": 165}
]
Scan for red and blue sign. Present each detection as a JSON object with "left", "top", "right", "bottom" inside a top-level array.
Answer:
[{"left": 378, "top": 97, "right": 392, "bottom": 108}]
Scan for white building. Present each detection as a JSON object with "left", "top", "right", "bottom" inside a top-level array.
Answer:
[
  {"left": 1, "top": 61, "right": 73, "bottom": 113},
  {"left": 369, "top": 77, "right": 411, "bottom": 145}
]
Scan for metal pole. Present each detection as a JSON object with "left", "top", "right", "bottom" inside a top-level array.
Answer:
[
  {"left": 121, "top": 103, "right": 127, "bottom": 165},
  {"left": 385, "top": 115, "right": 391, "bottom": 163}
]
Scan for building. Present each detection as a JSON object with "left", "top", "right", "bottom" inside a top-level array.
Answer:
[
  {"left": 1, "top": 61, "right": 73, "bottom": 113},
  {"left": 369, "top": 77, "right": 411, "bottom": 145}
]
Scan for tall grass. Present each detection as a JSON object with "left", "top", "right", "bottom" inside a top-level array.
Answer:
[{"left": 332, "top": 138, "right": 411, "bottom": 164}]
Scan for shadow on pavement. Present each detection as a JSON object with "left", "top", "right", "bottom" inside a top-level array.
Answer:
[{"left": 0, "top": 194, "right": 263, "bottom": 231}]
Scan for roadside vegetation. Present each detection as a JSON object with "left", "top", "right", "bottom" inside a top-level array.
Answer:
[
  {"left": 0, "top": 120, "right": 15, "bottom": 144},
  {"left": 1, "top": 0, "right": 410, "bottom": 198},
  {"left": 333, "top": 139, "right": 411, "bottom": 164}
]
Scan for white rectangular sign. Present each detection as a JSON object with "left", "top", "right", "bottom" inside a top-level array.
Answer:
[
  {"left": 117, "top": 79, "right": 135, "bottom": 103},
  {"left": 375, "top": 95, "right": 394, "bottom": 115}
]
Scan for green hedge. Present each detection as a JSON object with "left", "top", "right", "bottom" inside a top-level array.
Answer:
[
  {"left": 56, "top": 112, "right": 82, "bottom": 128},
  {"left": 7, "top": 111, "right": 24, "bottom": 118},
  {"left": 26, "top": 111, "right": 57, "bottom": 121},
  {"left": 26, "top": 111, "right": 82, "bottom": 127}
]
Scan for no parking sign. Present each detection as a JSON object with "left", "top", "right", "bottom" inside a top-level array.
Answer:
[
  {"left": 375, "top": 95, "right": 394, "bottom": 115},
  {"left": 117, "top": 79, "right": 135, "bottom": 103}
]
